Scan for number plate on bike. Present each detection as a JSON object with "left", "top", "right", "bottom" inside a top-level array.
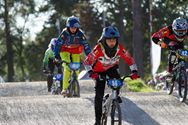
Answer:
[
  {"left": 107, "top": 79, "right": 123, "bottom": 88},
  {"left": 179, "top": 50, "right": 188, "bottom": 56},
  {"left": 68, "top": 62, "right": 81, "bottom": 70},
  {"left": 54, "top": 74, "right": 63, "bottom": 81}
]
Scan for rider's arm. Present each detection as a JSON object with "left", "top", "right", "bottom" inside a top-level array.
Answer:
[
  {"left": 118, "top": 44, "right": 138, "bottom": 72},
  {"left": 43, "top": 49, "right": 50, "bottom": 69},
  {"left": 152, "top": 26, "right": 170, "bottom": 45},
  {"left": 79, "top": 30, "right": 91, "bottom": 56},
  {"left": 54, "top": 30, "right": 66, "bottom": 57},
  {"left": 83, "top": 44, "right": 100, "bottom": 72}
]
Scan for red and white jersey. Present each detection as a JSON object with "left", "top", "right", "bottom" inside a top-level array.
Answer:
[
  {"left": 152, "top": 25, "right": 188, "bottom": 43},
  {"left": 84, "top": 43, "right": 137, "bottom": 72}
]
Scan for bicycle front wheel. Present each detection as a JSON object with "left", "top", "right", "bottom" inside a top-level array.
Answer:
[
  {"left": 178, "top": 68, "right": 187, "bottom": 102},
  {"left": 73, "top": 80, "right": 80, "bottom": 97},
  {"left": 166, "top": 75, "right": 175, "bottom": 95},
  {"left": 111, "top": 100, "right": 122, "bottom": 125},
  {"left": 101, "top": 113, "right": 107, "bottom": 125},
  {"left": 68, "top": 80, "right": 80, "bottom": 97}
]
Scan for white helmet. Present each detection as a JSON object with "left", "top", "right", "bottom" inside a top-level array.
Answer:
[
  {"left": 48, "top": 38, "right": 57, "bottom": 50},
  {"left": 172, "top": 17, "right": 187, "bottom": 41}
]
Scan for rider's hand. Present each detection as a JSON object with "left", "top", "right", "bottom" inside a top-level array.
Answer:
[
  {"left": 160, "top": 42, "right": 167, "bottom": 48},
  {"left": 130, "top": 70, "right": 139, "bottom": 80},
  {"left": 88, "top": 70, "right": 98, "bottom": 80},
  {"left": 43, "top": 69, "right": 48, "bottom": 74},
  {"left": 157, "top": 39, "right": 167, "bottom": 48},
  {"left": 54, "top": 54, "right": 61, "bottom": 62}
]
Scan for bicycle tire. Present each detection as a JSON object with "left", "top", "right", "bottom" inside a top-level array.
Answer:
[
  {"left": 67, "top": 81, "right": 73, "bottom": 97},
  {"left": 101, "top": 97, "right": 109, "bottom": 125},
  {"left": 51, "top": 82, "right": 56, "bottom": 95},
  {"left": 101, "top": 114, "right": 107, "bottom": 125},
  {"left": 166, "top": 76, "right": 175, "bottom": 95},
  {"left": 111, "top": 100, "right": 122, "bottom": 125},
  {"left": 178, "top": 68, "right": 187, "bottom": 102},
  {"left": 47, "top": 74, "right": 53, "bottom": 91},
  {"left": 73, "top": 80, "right": 80, "bottom": 97}
]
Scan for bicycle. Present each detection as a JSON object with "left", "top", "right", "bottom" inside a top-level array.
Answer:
[
  {"left": 62, "top": 61, "right": 81, "bottom": 97},
  {"left": 43, "top": 70, "right": 54, "bottom": 92},
  {"left": 43, "top": 59, "right": 63, "bottom": 92},
  {"left": 101, "top": 76, "right": 127, "bottom": 125},
  {"left": 165, "top": 49, "right": 188, "bottom": 102},
  {"left": 51, "top": 73, "right": 63, "bottom": 95}
]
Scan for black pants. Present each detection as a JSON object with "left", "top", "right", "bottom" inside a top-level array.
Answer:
[
  {"left": 94, "top": 65, "right": 120, "bottom": 124},
  {"left": 48, "top": 58, "right": 62, "bottom": 74}
]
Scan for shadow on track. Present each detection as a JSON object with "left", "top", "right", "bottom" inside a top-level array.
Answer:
[{"left": 121, "top": 97, "right": 160, "bottom": 125}]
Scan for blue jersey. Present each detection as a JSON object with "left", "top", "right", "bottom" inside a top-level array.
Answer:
[{"left": 54, "top": 28, "right": 91, "bottom": 56}]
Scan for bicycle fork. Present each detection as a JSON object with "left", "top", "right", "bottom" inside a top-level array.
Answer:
[{"left": 103, "top": 90, "right": 118, "bottom": 115}]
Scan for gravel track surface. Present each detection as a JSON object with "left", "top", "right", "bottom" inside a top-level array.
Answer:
[{"left": 0, "top": 80, "right": 188, "bottom": 125}]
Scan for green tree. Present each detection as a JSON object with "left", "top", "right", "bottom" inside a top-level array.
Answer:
[{"left": 0, "top": 0, "right": 36, "bottom": 81}]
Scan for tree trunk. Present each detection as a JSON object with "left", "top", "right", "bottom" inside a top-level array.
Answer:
[
  {"left": 20, "top": 36, "right": 26, "bottom": 81},
  {"left": 117, "top": 0, "right": 129, "bottom": 75},
  {"left": 132, "top": 0, "right": 144, "bottom": 77},
  {"left": 4, "top": 0, "right": 14, "bottom": 81}
]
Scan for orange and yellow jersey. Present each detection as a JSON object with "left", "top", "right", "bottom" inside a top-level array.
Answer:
[{"left": 54, "top": 28, "right": 91, "bottom": 56}]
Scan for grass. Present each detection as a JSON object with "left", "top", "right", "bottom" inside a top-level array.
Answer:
[{"left": 124, "top": 78, "right": 155, "bottom": 92}]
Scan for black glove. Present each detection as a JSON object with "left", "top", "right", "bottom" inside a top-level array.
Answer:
[
  {"left": 55, "top": 54, "right": 61, "bottom": 60},
  {"left": 87, "top": 70, "right": 98, "bottom": 80},
  {"left": 87, "top": 70, "right": 93, "bottom": 77}
]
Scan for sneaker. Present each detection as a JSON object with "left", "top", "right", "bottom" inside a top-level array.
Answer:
[
  {"left": 61, "top": 90, "right": 67, "bottom": 96},
  {"left": 94, "top": 121, "right": 101, "bottom": 125}
]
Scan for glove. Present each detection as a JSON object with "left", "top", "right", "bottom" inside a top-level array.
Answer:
[
  {"left": 43, "top": 69, "right": 48, "bottom": 74},
  {"left": 88, "top": 70, "right": 98, "bottom": 80},
  {"left": 160, "top": 42, "right": 167, "bottom": 48},
  {"left": 54, "top": 54, "right": 61, "bottom": 62},
  {"left": 43, "top": 66, "right": 49, "bottom": 74},
  {"left": 130, "top": 70, "right": 139, "bottom": 80}
]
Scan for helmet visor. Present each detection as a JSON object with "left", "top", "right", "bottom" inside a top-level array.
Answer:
[{"left": 174, "top": 29, "right": 187, "bottom": 37}]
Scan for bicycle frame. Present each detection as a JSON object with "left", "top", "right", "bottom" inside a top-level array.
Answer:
[
  {"left": 102, "top": 77, "right": 125, "bottom": 125},
  {"left": 166, "top": 49, "right": 188, "bottom": 102},
  {"left": 103, "top": 89, "right": 118, "bottom": 115},
  {"left": 66, "top": 62, "right": 81, "bottom": 97},
  {"left": 171, "top": 50, "right": 186, "bottom": 81}
]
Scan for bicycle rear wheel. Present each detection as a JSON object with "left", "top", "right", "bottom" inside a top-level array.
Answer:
[
  {"left": 178, "top": 68, "right": 187, "bottom": 102},
  {"left": 47, "top": 74, "right": 53, "bottom": 92},
  {"left": 111, "top": 100, "right": 122, "bottom": 125},
  {"left": 101, "top": 113, "right": 107, "bottom": 125}
]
